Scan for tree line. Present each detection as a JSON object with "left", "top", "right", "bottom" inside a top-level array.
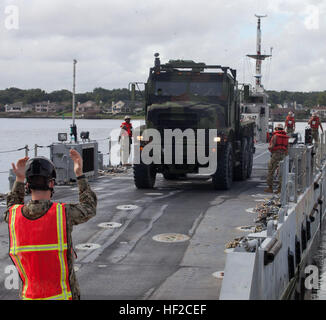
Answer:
[
  {"left": 0, "top": 87, "right": 325, "bottom": 108},
  {"left": 267, "top": 90, "right": 326, "bottom": 108},
  {"left": 0, "top": 87, "right": 143, "bottom": 106}
]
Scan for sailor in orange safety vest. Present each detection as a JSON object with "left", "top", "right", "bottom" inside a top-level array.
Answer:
[
  {"left": 308, "top": 112, "right": 323, "bottom": 144},
  {"left": 4, "top": 150, "right": 97, "bottom": 300},
  {"left": 119, "top": 115, "right": 133, "bottom": 165},
  {"left": 265, "top": 123, "right": 289, "bottom": 194},
  {"left": 285, "top": 111, "right": 295, "bottom": 135}
]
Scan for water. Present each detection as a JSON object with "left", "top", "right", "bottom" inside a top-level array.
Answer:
[
  {"left": 0, "top": 119, "right": 309, "bottom": 194},
  {"left": 0, "top": 118, "right": 144, "bottom": 194},
  {"left": 1, "top": 118, "right": 326, "bottom": 298}
]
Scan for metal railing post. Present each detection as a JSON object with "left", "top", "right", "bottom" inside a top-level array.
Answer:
[
  {"left": 25, "top": 145, "right": 29, "bottom": 157},
  {"left": 108, "top": 137, "right": 112, "bottom": 167},
  {"left": 308, "top": 148, "right": 312, "bottom": 186},
  {"left": 302, "top": 150, "right": 307, "bottom": 191},
  {"left": 294, "top": 156, "right": 298, "bottom": 202},
  {"left": 321, "top": 132, "right": 324, "bottom": 162},
  {"left": 281, "top": 156, "right": 289, "bottom": 207},
  {"left": 322, "top": 132, "right": 326, "bottom": 162}
]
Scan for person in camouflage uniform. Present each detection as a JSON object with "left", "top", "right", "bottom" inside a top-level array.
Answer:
[
  {"left": 308, "top": 112, "right": 323, "bottom": 145},
  {"left": 4, "top": 149, "right": 97, "bottom": 300},
  {"left": 265, "top": 124, "right": 289, "bottom": 194},
  {"left": 285, "top": 111, "right": 295, "bottom": 135}
]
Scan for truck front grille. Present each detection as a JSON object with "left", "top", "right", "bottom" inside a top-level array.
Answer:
[{"left": 156, "top": 113, "right": 198, "bottom": 130}]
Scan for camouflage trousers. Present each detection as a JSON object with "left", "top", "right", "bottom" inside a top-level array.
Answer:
[
  {"left": 312, "top": 129, "right": 319, "bottom": 144},
  {"left": 266, "top": 151, "right": 286, "bottom": 189},
  {"left": 286, "top": 127, "right": 294, "bottom": 135}
]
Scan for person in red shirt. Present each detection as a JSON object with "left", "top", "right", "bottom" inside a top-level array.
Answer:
[
  {"left": 119, "top": 116, "right": 133, "bottom": 165},
  {"left": 285, "top": 111, "right": 295, "bottom": 135},
  {"left": 308, "top": 112, "right": 323, "bottom": 144},
  {"left": 265, "top": 124, "right": 289, "bottom": 194}
]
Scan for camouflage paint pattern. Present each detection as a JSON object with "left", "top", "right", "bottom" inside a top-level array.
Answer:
[
  {"left": 266, "top": 150, "right": 287, "bottom": 189},
  {"left": 286, "top": 127, "right": 294, "bottom": 135},
  {"left": 312, "top": 128, "right": 319, "bottom": 144}
]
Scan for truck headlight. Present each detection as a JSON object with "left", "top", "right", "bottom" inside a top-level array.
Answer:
[{"left": 214, "top": 137, "right": 222, "bottom": 143}]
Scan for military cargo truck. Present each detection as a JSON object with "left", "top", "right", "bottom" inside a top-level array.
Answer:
[{"left": 133, "top": 53, "right": 255, "bottom": 190}]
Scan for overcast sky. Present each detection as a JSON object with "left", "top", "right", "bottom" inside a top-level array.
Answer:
[{"left": 0, "top": 0, "right": 325, "bottom": 93}]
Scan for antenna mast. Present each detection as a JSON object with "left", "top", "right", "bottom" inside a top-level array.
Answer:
[
  {"left": 70, "top": 59, "right": 78, "bottom": 143},
  {"left": 247, "top": 14, "right": 271, "bottom": 91}
]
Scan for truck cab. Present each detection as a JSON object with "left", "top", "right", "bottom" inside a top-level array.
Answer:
[{"left": 133, "top": 54, "right": 255, "bottom": 190}]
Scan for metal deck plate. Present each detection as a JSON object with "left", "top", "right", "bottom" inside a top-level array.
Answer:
[
  {"left": 152, "top": 233, "right": 190, "bottom": 243},
  {"left": 98, "top": 222, "right": 122, "bottom": 229},
  {"left": 116, "top": 204, "right": 138, "bottom": 211}
]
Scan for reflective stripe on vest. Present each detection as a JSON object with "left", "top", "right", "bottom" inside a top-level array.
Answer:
[
  {"left": 270, "top": 131, "right": 289, "bottom": 152},
  {"left": 8, "top": 203, "right": 72, "bottom": 300}
]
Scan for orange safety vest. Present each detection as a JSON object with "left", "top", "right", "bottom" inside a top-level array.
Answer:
[
  {"left": 270, "top": 130, "right": 289, "bottom": 153},
  {"left": 120, "top": 122, "right": 132, "bottom": 137},
  {"left": 285, "top": 116, "right": 295, "bottom": 128},
  {"left": 310, "top": 117, "right": 320, "bottom": 129},
  {"left": 8, "top": 203, "right": 72, "bottom": 300}
]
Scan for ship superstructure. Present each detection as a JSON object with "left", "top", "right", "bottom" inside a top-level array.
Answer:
[{"left": 241, "top": 15, "right": 273, "bottom": 143}]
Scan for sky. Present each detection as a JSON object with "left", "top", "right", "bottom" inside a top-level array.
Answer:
[{"left": 0, "top": 0, "right": 325, "bottom": 93}]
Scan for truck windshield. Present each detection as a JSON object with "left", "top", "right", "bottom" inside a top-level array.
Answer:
[{"left": 155, "top": 81, "right": 222, "bottom": 97}]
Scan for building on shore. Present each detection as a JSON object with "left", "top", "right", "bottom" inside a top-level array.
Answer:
[
  {"left": 110, "top": 100, "right": 143, "bottom": 114},
  {"left": 34, "top": 101, "right": 64, "bottom": 113},
  {"left": 311, "top": 106, "right": 326, "bottom": 119},
  {"left": 5, "top": 102, "right": 34, "bottom": 113},
  {"left": 76, "top": 100, "right": 101, "bottom": 114}
]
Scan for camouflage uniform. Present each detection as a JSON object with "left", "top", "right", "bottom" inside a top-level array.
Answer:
[
  {"left": 266, "top": 150, "right": 286, "bottom": 190},
  {"left": 311, "top": 129, "right": 319, "bottom": 144},
  {"left": 4, "top": 177, "right": 97, "bottom": 300},
  {"left": 286, "top": 127, "right": 294, "bottom": 135}
]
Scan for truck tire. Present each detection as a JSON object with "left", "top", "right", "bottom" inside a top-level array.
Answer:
[
  {"left": 133, "top": 163, "right": 156, "bottom": 189},
  {"left": 212, "top": 142, "right": 233, "bottom": 190},
  {"left": 246, "top": 137, "right": 254, "bottom": 178},
  {"left": 234, "top": 139, "right": 248, "bottom": 181}
]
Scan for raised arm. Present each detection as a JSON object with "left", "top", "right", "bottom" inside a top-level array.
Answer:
[
  {"left": 4, "top": 156, "right": 29, "bottom": 223},
  {"left": 65, "top": 149, "right": 97, "bottom": 225}
]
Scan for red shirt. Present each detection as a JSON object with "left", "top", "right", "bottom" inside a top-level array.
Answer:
[
  {"left": 310, "top": 117, "right": 320, "bottom": 129},
  {"left": 285, "top": 116, "right": 295, "bottom": 128},
  {"left": 120, "top": 122, "right": 133, "bottom": 137}
]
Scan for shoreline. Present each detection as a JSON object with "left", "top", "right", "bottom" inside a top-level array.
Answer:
[
  {"left": 0, "top": 114, "right": 313, "bottom": 122},
  {"left": 0, "top": 113, "right": 145, "bottom": 120}
]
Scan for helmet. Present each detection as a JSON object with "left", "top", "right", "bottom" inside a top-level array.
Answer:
[
  {"left": 25, "top": 157, "right": 56, "bottom": 191},
  {"left": 312, "top": 112, "right": 317, "bottom": 117},
  {"left": 288, "top": 111, "right": 293, "bottom": 116},
  {"left": 124, "top": 115, "right": 131, "bottom": 120},
  {"left": 275, "top": 123, "right": 284, "bottom": 130}
]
